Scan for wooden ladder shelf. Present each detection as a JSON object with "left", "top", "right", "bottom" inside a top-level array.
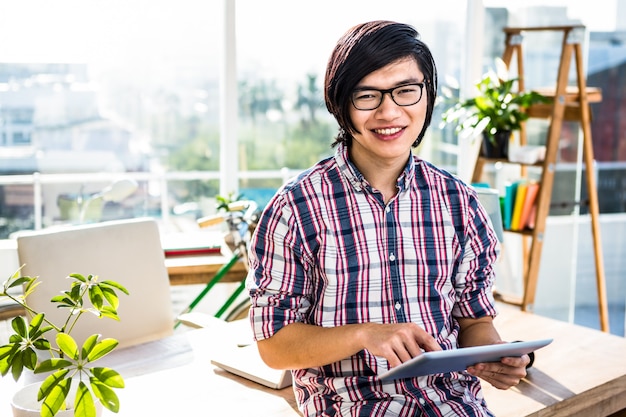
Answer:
[{"left": 472, "top": 25, "right": 609, "bottom": 332}]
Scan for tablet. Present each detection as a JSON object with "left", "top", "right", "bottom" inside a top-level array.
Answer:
[{"left": 378, "top": 338, "right": 553, "bottom": 380}]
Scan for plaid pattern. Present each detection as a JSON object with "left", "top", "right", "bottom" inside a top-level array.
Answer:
[{"left": 247, "top": 143, "right": 499, "bottom": 417}]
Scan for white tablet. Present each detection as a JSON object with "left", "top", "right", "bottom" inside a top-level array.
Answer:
[{"left": 378, "top": 338, "right": 553, "bottom": 380}]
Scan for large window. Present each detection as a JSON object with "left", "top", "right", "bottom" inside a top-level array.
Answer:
[
  {"left": 0, "top": 1, "right": 623, "bottom": 221},
  {"left": 0, "top": 0, "right": 467, "bottom": 232},
  {"left": 0, "top": 1, "right": 624, "bottom": 334}
]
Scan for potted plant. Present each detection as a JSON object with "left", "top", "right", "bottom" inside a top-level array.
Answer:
[
  {"left": 441, "top": 58, "right": 550, "bottom": 158},
  {"left": 0, "top": 266, "right": 128, "bottom": 417}
]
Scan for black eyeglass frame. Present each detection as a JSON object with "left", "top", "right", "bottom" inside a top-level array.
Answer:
[{"left": 350, "top": 82, "right": 426, "bottom": 111}]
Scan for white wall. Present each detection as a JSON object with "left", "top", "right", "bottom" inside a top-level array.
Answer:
[{"left": 496, "top": 213, "right": 626, "bottom": 331}]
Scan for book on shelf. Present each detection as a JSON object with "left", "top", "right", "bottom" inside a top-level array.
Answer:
[
  {"left": 527, "top": 199, "right": 538, "bottom": 230},
  {"left": 510, "top": 181, "right": 528, "bottom": 231},
  {"left": 518, "top": 181, "right": 540, "bottom": 230},
  {"left": 503, "top": 182, "right": 518, "bottom": 230}
]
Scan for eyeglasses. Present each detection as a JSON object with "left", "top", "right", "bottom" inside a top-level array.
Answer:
[{"left": 351, "top": 82, "right": 425, "bottom": 111}]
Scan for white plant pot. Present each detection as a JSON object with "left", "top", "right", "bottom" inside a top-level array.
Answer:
[{"left": 11, "top": 382, "right": 103, "bottom": 417}]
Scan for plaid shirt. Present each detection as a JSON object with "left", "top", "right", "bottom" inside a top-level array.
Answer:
[{"left": 247, "top": 143, "right": 499, "bottom": 417}]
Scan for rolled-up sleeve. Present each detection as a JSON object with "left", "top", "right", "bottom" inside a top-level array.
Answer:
[
  {"left": 452, "top": 190, "right": 499, "bottom": 319},
  {"left": 246, "top": 195, "right": 312, "bottom": 341}
]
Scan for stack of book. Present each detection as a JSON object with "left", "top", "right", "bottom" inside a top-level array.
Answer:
[{"left": 503, "top": 180, "right": 540, "bottom": 231}]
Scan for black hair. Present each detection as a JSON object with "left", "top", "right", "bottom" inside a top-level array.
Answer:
[{"left": 324, "top": 20, "right": 438, "bottom": 148}]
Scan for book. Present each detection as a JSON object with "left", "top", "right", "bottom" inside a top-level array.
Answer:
[
  {"left": 510, "top": 181, "right": 528, "bottom": 231},
  {"left": 518, "top": 181, "right": 540, "bottom": 230},
  {"left": 527, "top": 202, "right": 538, "bottom": 230},
  {"left": 503, "top": 182, "right": 518, "bottom": 230}
]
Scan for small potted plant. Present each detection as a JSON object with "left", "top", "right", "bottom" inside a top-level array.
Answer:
[
  {"left": 0, "top": 266, "right": 128, "bottom": 417},
  {"left": 441, "top": 58, "right": 550, "bottom": 158}
]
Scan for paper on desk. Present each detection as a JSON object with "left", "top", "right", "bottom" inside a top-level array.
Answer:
[{"left": 178, "top": 313, "right": 253, "bottom": 347}]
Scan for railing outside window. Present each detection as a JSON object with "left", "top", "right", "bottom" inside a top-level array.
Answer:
[{"left": 0, "top": 168, "right": 300, "bottom": 236}]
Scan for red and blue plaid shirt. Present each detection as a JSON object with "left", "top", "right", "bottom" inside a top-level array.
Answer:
[{"left": 247, "top": 143, "right": 500, "bottom": 417}]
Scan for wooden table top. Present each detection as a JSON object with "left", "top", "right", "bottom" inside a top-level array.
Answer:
[
  {"left": 482, "top": 303, "right": 626, "bottom": 417},
  {"left": 2, "top": 304, "right": 625, "bottom": 417},
  {"left": 0, "top": 328, "right": 300, "bottom": 417}
]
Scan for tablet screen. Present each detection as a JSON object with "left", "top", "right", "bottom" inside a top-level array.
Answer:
[{"left": 378, "top": 338, "right": 553, "bottom": 380}]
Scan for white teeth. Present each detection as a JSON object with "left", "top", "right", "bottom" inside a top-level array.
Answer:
[{"left": 374, "top": 127, "right": 402, "bottom": 135}]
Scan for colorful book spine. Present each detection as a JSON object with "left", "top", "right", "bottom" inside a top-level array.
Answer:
[
  {"left": 510, "top": 181, "right": 528, "bottom": 231},
  {"left": 518, "top": 181, "right": 540, "bottom": 230},
  {"left": 503, "top": 182, "right": 517, "bottom": 231}
]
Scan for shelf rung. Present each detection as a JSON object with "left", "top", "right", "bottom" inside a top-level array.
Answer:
[
  {"left": 532, "top": 86, "right": 602, "bottom": 103},
  {"left": 493, "top": 291, "right": 524, "bottom": 307}
]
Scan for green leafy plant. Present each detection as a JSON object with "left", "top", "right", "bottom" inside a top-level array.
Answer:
[
  {"left": 215, "top": 192, "right": 246, "bottom": 212},
  {"left": 441, "top": 58, "right": 550, "bottom": 145},
  {"left": 0, "top": 267, "right": 129, "bottom": 417}
]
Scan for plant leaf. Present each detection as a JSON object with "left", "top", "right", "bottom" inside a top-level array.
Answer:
[
  {"left": 74, "top": 381, "right": 97, "bottom": 417},
  {"left": 69, "top": 273, "right": 88, "bottom": 283},
  {"left": 33, "top": 338, "right": 52, "bottom": 350},
  {"left": 57, "top": 333, "right": 79, "bottom": 360},
  {"left": 89, "top": 285, "right": 105, "bottom": 310},
  {"left": 23, "top": 278, "right": 41, "bottom": 297},
  {"left": 0, "top": 344, "right": 16, "bottom": 361},
  {"left": 41, "top": 377, "right": 71, "bottom": 417},
  {"left": 91, "top": 367, "right": 125, "bottom": 388},
  {"left": 99, "top": 306, "right": 120, "bottom": 321},
  {"left": 22, "top": 347, "right": 38, "bottom": 370},
  {"left": 87, "top": 339, "right": 119, "bottom": 362},
  {"left": 11, "top": 316, "right": 28, "bottom": 337},
  {"left": 28, "top": 314, "right": 52, "bottom": 339},
  {"left": 0, "top": 344, "right": 18, "bottom": 377},
  {"left": 39, "top": 369, "right": 70, "bottom": 400},
  {"left": 35, "top": 358, "right": 74, "bottom": 374},
  {"left": 50, "top": 295, "right": 75, "bottom": 306},
  {"left": 100, "top": 280, "right": 130, "bottom": 295},
  {"left": 100, "top": 287, "right": 119, "bottom": 310},
  {"left": 10, "top": 348, "right": 24, "bottom": 381},
  {"left": 5, "top": 276, "right": 32, "bottom": 289},
  {"left": 81, "top": 334, "right": 100, "bottom": 359},
  {"left": 90, "top": 378, "right": 121, "bottom": 413},
  {"left": 70, "top": 284, "right": 83, "bottom": 303}
]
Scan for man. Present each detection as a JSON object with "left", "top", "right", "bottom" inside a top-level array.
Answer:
[{"left": 247, "top": 20, "right": 529, "bottom": 416}]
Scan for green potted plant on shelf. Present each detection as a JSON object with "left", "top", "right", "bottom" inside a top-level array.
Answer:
[
  {"left": 0, "top": 266, "right": 128, "bottom": 417},
  {"left": 441, "top": 58, "right": 550, "bottom": 158}
]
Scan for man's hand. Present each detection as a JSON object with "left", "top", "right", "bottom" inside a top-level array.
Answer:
[
  {"left": 457, "top": 316, "right": 529, "bottom": 389},
  {"left": 359, "top": 322, "right": 441, "bottom": 368},
  {"left": 466, "top": 353, "right": 530, "bottom": 389}
]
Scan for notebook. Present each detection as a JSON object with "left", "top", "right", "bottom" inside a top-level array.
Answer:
[
  {"left": 210, "top": 344, "right": 293, "bottom": 389},
  {"left": 179, "top": 313, "right": 292, "bottom": 390}
]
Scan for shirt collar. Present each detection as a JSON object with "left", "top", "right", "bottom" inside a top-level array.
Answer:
[{"left": 334, "top": 142, "right": 417, "bottom": 194}]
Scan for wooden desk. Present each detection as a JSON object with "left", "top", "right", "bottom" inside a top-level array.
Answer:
[
  {"left": 483, "top": 303, "right": 626, "bottom": 417},
  {"left": 0, "top": 329, "right": 300, "bottom": 417},
  {"left": 165, "top": 254, "right": 248, "bottom": 286},
  {"left": 2, "top": 305, "right": 625, "bottom": 416}
]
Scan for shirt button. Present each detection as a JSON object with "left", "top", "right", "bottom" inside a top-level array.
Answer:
[
  {"left": 395, "top": 302, "right": 401, "bottom": 310},
  {"left": 389, "top": 253, "right": 396, "bottom": 261},
  {"left": 419, "top": 398, "right": 426, "bottom": 405},
  {"left": 386, "top": 206, "right": 391, "bottom": 213}
]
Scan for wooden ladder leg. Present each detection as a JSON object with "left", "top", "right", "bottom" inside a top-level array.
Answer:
[
  {"left": 521, "top": 39, "right": 573, "bottom": 311},
  {"left": 574, "top": 43, "right": 610, "bottom": 332}
]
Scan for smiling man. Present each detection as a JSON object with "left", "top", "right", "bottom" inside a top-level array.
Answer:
[{"left": 246, "top": 20, "right": 530, "bottom": 417}]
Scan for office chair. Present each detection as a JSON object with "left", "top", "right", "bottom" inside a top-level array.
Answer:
[{"left": 15, "top": 218, "right": 174, "bottom": 349}]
